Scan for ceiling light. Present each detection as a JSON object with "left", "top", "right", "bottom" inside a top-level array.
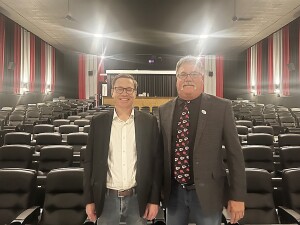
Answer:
[{"left": 199, "top": 34, "right": 208, "bottom": 39}]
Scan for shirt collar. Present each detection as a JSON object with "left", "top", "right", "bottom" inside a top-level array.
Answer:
[
  {"left": 113, "top": 108, "right": 135, "bottom": 121},
  {"left": 177, "top": 94, "right": 202, "bottom": 105}
]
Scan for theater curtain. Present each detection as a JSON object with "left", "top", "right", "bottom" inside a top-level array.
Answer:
[
  {"left": 29, "top": 34, "right": 35, "bottom": 92},
  {"left": 273, "top": 29, "right": 283, "bottom": 95},
  {"left": 40, "top": 40, "right": 46, "bottom": 93},
  {"left": 0, "top": 15, "right": 5, "bottom": 92},
  {"left": 51, "top": 46, "right": 55, "bottom": 92},
  {"left": 268, "top": 36, "right": 274, "bottom": 93},
  {"left": 246, "top": 48, "right": 251, "bottom": 93},
  {"left": 216, "top": 56, "right": 223, "bottom": 98},
  {"left": 282, "top": 26, "right": 290, "bottom": 96},
  {"left": 40, "top": 41, "right": 55, "bottom": 93},
  {"left": 257, "top": 42, "right": 262, "bottom": 95},
  {"left": 13, "top": 24, "right": 21, "bottom": 94},
  {"left": 78, "top": 54, "right": 86, "bottom": 99}
]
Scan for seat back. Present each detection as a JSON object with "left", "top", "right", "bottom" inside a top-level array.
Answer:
[
  {"left": 39, "top": 145, "right": 73, "bottom": 174},
  {"left": 33, "top": 124, "right": 55, "bottom": 135},
  {"left": 240, "top": 168, "right": 279, "bottom": 224},
  {"left": 282, "top": 168, "right": 300, "bottom": 214},
  {"left": 242, "top": 145, "right": 275, "bottom": 172},
  {"left": 279, "top": 147, "right": 300, "bottom": 169},
  {"left": 39, "top": 168, "right": 86, "bottom": 225},
  {"left": 67, "top": 133, "right": 88, "bottom": 153},
  {"left": 59, "top": 125, "right": 79, "bottom": 134},
  {"left": 0, "top": 145, "right": 33, "bottom": 169},
  {"left": 252, "top": 125, "right": 274, "bottom": 135},
  {"left": 0, "top": 168, "right": 36, "bottom": 225},
  {"left": 278, "top": 134, "right": 300, "bottom": 147},
  {"left": 247, "top": 133, "right": 274, "bottom": 146},
  {"left": 4, "top": 132, "right": 31, "bottom": 145}
]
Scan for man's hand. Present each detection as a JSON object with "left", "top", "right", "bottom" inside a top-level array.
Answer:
[
  {"left": 143, "top": 203, "right": 159, "bottom": 221},
  {"left": 86, "top": 203, "right": 97, "bottom": 222},
  {"left": 227, "top": 200, "right": 245, "bottom": 224}
]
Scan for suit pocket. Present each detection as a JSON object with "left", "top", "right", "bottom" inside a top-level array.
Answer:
[{"left": 212, "top": 170, "right": 226, "bottom": 179}]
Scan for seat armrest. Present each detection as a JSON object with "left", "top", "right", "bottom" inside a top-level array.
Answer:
[
  {"left": 278, "top": 206, "right": 300, "bottom": 224},
  {"left": 10, "top": 206, "right": 40, "bottom": 225}
]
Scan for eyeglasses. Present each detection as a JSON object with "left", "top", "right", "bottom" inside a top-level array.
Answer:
[
  {"left": 114, "top": 87, "right": 136, "bottom": 94},
  {"left": 176, "top": 72, "right": 202, "bottom": 79}
]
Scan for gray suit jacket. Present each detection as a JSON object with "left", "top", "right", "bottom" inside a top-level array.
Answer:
[
  {"left": 159, "top": 93, "right": 246, "bottom": 214},
  {"left": 84, "top": 109, "right": 162, "bottom": 217}
]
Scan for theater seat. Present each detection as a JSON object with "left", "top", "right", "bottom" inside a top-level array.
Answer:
[
  {"left": 0, "top": 168, "right": 37, "bottom": 225},
  {"left": 38, "top": 145, "right": 73, "bottom": 174},
  {"left": 0, "top": 145, "right": 33, "bottom": 169},
  {"left": 223, "top": 168, "right": 279, "bottom": 224},
  {"left": 38, "top": 168, "right": 89, "bottom": 225}
]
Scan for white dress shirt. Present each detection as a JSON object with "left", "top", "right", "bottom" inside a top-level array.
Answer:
[{"left": 106, "top": 109, "right": 137, "bottom": 190}]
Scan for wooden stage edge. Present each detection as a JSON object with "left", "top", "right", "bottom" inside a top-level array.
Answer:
[{"left": 103, "top": 97, "right": 174, "bottom": 110}]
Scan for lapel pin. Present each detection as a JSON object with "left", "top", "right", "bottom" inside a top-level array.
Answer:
[{"left": 201, "top": 110, "right": 206, "bottom": 114}]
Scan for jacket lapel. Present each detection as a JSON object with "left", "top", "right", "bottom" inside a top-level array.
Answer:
[
  {"left": 163, "top": 97, "right": 177, "bottom": 157},
  {"left": 134, "top": 109, "right": 143, "bottom": 179},
  {"left": 193, "top": 93, "right": 212, "bottom": 150}
]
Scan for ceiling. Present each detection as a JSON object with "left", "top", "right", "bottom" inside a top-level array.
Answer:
[{"left": 0, "top": 0, "right": 300, "bottom": 57}]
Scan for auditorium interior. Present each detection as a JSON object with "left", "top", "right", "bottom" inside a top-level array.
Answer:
[{"left": 1, "top": 0, "right": 300, "bottom": 224}]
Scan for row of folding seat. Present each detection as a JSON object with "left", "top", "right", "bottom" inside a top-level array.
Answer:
[
  {"left": 223, "top": 168, "right": 300, "bottom": 225},
  {"left": 3, "top": 131, "right": 88, "bottom": 149},
  {"left": 0, "top": 144, "right": 85, "bottom": 173},
  {"left": 0, "top": 167, "right": 165, "bottom": 225},
  {"left": 223, "top": 145, "right": 300, "bottom": 172}
]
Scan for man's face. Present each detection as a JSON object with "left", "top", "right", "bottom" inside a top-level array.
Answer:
[
  {"left": 176, "top": 62, "right": 204, "bottom": 100},
  {"left": 111, "top": 78, "right": 136, "bottom": 109}
]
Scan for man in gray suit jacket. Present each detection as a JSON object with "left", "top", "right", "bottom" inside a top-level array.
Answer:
[
  {"left": 84, "top": 74, "right": 162, "bottom": 225},
  {"left": 159, "top": 56, "right": 246, "bottom": 225}
]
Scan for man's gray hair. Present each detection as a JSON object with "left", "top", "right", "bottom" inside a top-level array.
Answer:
[{"left": 176, "top": 55, "right": 205, "bottom": 74}]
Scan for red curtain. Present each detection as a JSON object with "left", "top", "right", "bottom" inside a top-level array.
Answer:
[
  {"left": 29, "top": 34, "right": 35, "bottom": 92},
  {"left": 246, "top": 49, "right": 251, "bottom": 93},
  {"left": 268, "top": 36, "right": 274, "bottom": 93},
  {"left": 40, "top": 41, "right": 46, "bottom": 93},
  {"left": 97, "top": 56, "right": 105, "bottom": 94},
  {"left": 216, "top": 56, "right": 223, "bottom": 98},
  {"left": 14, "top": 24, "right": 21, "bottom": 94},
  {"left": 51, "top": 47, "right": 55, "bottom": 92},
  {"left": 78, "top": 54, "right": 86, "bottom": 99},
  {"left": 0, "top": 15, "right": 5, "bottom": 92},
  {"left": 282, "top": 26, "right": 289, "bottom": 96},
  {"left": 257, "top": 42, "right": 262, "bottom": 95}
]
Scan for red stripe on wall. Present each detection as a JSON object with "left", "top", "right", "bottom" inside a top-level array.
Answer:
[
  {"left": 268, "top": 36, "right": 274, "bottom": 93},
  {"left": 14, "top": 24, "right": 21, "bottom": 94},
  {"left": 29, "top": 34, "right": 35, "bottom": 92},
  {"left": 246, "top": 49, "right": 251, "bottom": 93},
  {"left": 216, "top": 56, "right": 223, "bottom": 98},
  {"left": 40, "top": 41, "right": 46, "bottom": 93},
  {"left": 282, "top": 26, "right": 290, "bottom": 96},
  {"left": 257, "top": 42, "right": 262, "bottom": 95},
  {"left": 51, "top": 47, "right": 55, "bottom": 92},
  {"left": 0, "top": 15, "right": 5, "bottom": 92},
  {"left": 78, "top": 54, "right": 86, "bottom": 99}
]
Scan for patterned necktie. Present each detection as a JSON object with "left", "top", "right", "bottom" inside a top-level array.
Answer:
[{"left": 174, "top": 101, "right": 190, "bottom": 184}]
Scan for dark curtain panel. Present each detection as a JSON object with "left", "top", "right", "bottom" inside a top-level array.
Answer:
[
  {"left": 261, "top": 38, "right": 268, "bottom": 94},
  {"left": 3, "top": 18, "right": 14, "bottom": 93},
  {"left": 289, "top": 18, "right": 299, "bottom": 95},
  {"left": 107, "top": 74, "right": 177, "bottom": 97}
]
